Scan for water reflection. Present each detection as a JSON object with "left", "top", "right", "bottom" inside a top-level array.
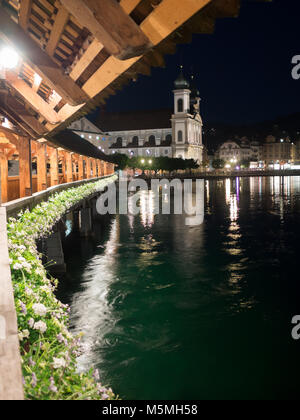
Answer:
[
  {"left": 62, "top": 177, "right": 300, "bottom": 400},
  {"left": 70, "top": 219, "right": 119, "bottom": 371}
]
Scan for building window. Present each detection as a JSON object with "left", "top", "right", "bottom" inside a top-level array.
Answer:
[
  {"left": 177, "top": 98, "right": 183, "bottom": 113},
  {"left": 149, "top": 135, "right": 156, "bottom": 146},
  {"left": 166, "top": 134, "right": 172, "bottom": 144},
  {"left": 165, "top": 149, "right": 169, "bottom": 155},
  {"left": 178, "top": 130, "right": 183, "bottom": 142},
  {"left": 132, "top": 136, "right": 139, "bottom": 146},
  {"left": 116, "top": 137, "right": 122, "bottom": 147}
]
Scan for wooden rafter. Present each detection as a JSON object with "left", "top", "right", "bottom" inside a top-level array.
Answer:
[
  {"left": 5, "top": 71, "right": 61, "bottom": 125},
  {"left": 18, "top": 0, "right": 32, "bottom": 30},
  {"left": 60, "top": 0, "right": 152, "bottom": 60},
  {"left": 0, "top": 5, "right": 90, "bottom": 107},
  {"left": 46, "top": 6, "right": 70, "bottom": 57}
]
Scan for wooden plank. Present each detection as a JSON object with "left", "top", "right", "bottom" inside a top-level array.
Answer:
[
  {"left": 19, "top": 0, "right": 33, "bottom": 30},
  {"left": 46, "top": 6, "right": 70, "bottom": 57},
  {"left": 60, "top": 0, "right": 152, "bottom": 60},
  {"left": 5, "top": 73, "right": 61, "bottom": 125},
  {"left": 36, "top": 141, "right": 47, "bottom": 191},
  {"left": 92, "top": 158, "right": 97, "bottom": 177},
  {"left": 18, "top": 136, "right": 32, "bottom": 197},
  {"left": 0, "top": 5, "right": 90, "bottom": 107},
  {"left": 0, "top": 208, "right": 24, "bottom": 400}
]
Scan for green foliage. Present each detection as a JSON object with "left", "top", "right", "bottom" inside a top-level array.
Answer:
[
  {"left": 110, "top": 153, "right": 129, "bottom": 170},
  {"left": 212, "top": 159, "right": 225, "bottom": 169},
  {"left": 8, "top": 175, "right": 119, "bottom": 400},
  {"left": 114, "top": 154, "right": 200, "bottom": 173}
]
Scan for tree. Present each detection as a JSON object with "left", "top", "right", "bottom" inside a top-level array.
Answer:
[
  {"left": 212, "top": 159, "right": 225, "bottom": 170},
  {"left": 110, "top": 153, "right": 129, "bottom": 170}
]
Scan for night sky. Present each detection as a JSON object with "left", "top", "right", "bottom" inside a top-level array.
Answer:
[{"left": 91, "top": 0, "right": 300, "bottom": 126}]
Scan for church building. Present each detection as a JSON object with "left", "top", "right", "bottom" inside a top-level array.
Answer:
[{"left": 69, "top": 69, "right": 204, "bottom": 163}]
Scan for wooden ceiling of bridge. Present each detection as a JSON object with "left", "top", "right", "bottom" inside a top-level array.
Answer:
[{"left": 0, "top": 0, "right": 269, "bottom": 146}]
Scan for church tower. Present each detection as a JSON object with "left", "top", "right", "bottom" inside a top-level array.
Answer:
[{"left": 171, "top": 67, "right": 203, "bottom": 163}]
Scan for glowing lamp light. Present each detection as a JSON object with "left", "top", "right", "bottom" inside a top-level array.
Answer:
[
  {"left": 149, "top": 160, "right": 152, "bottom": 165},
  {"left": 141, "top": 159, "right": 145, "bottom": 164},
  {"left": 225, "top": 164, "right": 231, "bottom": 169},
  {"left": 0, "top": 47, "right": 20, "bottom": 70}
]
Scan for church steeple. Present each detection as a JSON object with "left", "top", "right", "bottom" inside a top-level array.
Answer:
[{"left": 174, "top": 66, "right": 190, "bottom": 90}]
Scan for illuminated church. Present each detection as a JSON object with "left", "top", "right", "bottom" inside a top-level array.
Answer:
[{"left": 69, "top": 69, "right": 204, "bottom": 163}]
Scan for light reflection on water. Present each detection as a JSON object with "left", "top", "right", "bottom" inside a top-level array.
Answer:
[{"left": 62, "top": 176, "right": 300, "bottom": 400}]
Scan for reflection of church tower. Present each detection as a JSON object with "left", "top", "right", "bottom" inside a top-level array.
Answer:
[{"left": 172, "top": 67, "right": 203, "bottom": 163}]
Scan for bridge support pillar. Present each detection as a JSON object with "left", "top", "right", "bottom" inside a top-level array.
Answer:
[
  {"left": 45, "top": 229, "right": 66, "bottom": 273},
  {"left": 80, "top": 207, "right": 93, "bottom": 237}
]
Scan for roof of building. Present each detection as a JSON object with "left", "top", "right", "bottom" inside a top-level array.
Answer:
[
  {"left": 68, "top": 117, "right": 103, "bottom": 134},
  {"left": 174, "top": 67, "right": 190, "bottom": 90},
  {"left": 96, "top": 108, "right": 173, "bottom": 132},
  {"left": 50, "top": 130, "right": 113, "bottom": 162}
]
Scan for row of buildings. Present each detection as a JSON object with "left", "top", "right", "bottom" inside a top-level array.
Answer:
[
  {"left": 68, "top": 68, "right": 300, "bottom": 169},
  {"left": 215, "top": 135, "right": 300, "bottom": 168}
]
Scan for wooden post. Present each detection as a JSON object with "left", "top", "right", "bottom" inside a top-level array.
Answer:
[
  {"left": 66, "top": 152, "right": 73, "bottom": 183},
  {"left": 92, "top": 159, "right": 97, "bottom": 178},
  {"left": 18, "top": 136, "right": 32, "bottom": 198},
  {"left": 49, "top": 147, "right": 59, "bottom": 186},
  {"left": 78, "top": 155, "right": 84, "bottom": 180},
  {"left": 0, "top": 152, "right": 8, "bottom": 204},
  {"left": 36, "top": 142, "right": 47, "bottom": 192}
]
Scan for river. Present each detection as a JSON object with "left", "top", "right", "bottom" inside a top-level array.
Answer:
[{"left": 57, "top": 176, "right": 300, "bottom": 400}]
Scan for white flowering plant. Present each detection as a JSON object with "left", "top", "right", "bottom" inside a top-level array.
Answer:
[{"left": 8, "top": 175, "right": 118, "bottom": 400}]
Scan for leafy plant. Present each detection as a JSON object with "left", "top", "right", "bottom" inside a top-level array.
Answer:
[{"left": 8, "top": 175, "right": 119, "bottom": 400}]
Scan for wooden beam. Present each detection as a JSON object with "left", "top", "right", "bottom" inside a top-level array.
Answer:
[
  {"left": 0, "top": 106, "right": 37, "bottom": 139},
  {"left": 92, "top": 158, "right": 97, "bottom": 178},
  {"left": 49, "top": 146, "right": 59, "bottom": 186},
  {"left": 36, "top": 142, "right": 47, "bottom": 192},
  {"left": 6, "top": 72, "right": 62, "bottom": 125},
  {"left": 0, "top": 5, "right": 90, "bottom": 106},
  {"left": 4, "top": 96, "right": 48, "bottom": 137},
  {"left": 65, "top": 152, "right": 73, "bottom": 183},
  {"left": 0, "top": 152, "right": 8, "bottom": 203},
  {"left": 60, "top": 0, "right": 152, "bottom": 60},
  {"left": 46, "top": 7, "right": 70, "bottom": 57},
  {"left": 70, "top": 40, "right": 103, "bottom": 81},
  {"left": 69, "top": 0, "right": 144, "bottom": 82},
  {"left": 78, "top": 155, "right": 84, "bottom": 180},
  {"left": 19, "top": 0, "right": 32, "bottom": 30},
  {"left": 120, "top": 0, "right": 141, "bottom": 14},
  {"left": 18, "top": 136, "right": 32, "bottom": 197},
  {"left": 48, "top": 0, "right": 213, "bottom": 131}
]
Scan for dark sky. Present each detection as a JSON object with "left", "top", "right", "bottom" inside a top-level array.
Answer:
[{"left": 91, "top": 0, "right": 300, "bottom": 125}]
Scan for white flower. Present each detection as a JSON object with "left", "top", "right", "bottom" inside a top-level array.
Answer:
[
  {"left": 52, "top": 357, "right": 67, "bottom": 369},
  {"left": 28, "top": 318, "right": 35, "bottom": 328},
  {"left": 32, "top": 303, "right": 47, "bottom": 317},
  {"left": 33, "top": 321, "right": 47, "bottom": 334}
]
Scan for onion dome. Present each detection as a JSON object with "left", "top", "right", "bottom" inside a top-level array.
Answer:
[{"left": 174, "top": 66, "right": 190, "bottom": 89}]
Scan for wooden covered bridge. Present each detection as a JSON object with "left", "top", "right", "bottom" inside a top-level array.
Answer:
[{"left": 0, "top": 0, "right": 268, "bottom": 400}]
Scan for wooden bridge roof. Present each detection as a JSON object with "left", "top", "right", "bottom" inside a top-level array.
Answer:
[{"left": 0, "top": 0, "right": 269, "bottom": 151}]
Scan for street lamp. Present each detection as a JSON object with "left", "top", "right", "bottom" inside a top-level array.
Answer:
[
  {"left": 149, "top": 160, "right": 152, "bottom": 165},
  {"left": 0, "top": 46, "right": 20, "bottom": 70},
  {"left": 141, "top": 159, "right": 145, "bottom": 164}
]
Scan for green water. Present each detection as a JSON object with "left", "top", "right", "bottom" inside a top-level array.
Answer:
[{"left": 58, "top": 176, "right": 300, "bottom": 400}]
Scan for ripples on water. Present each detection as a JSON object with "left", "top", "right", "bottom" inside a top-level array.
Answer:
[{"left": 57, "top": 177, "right": 300, "bottom": 400}]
